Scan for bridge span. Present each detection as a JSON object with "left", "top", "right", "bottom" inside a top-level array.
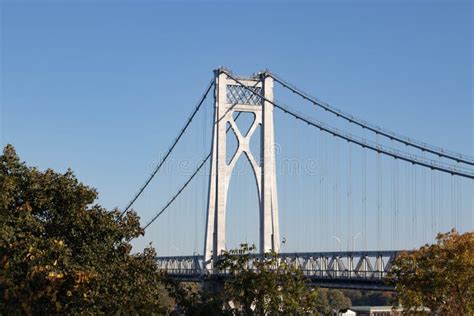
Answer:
[
  {"left": 156, "top": 250, "right": 401, "bottom": 291},
  {"left": 122, "top": 68, "right": 473, "bottom": 290}
]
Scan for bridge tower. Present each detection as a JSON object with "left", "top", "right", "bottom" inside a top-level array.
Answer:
[{"left": 204, "top": 68, "right": 280, "bottom": 271}]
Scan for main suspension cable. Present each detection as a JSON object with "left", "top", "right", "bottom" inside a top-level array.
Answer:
[
  {"left": 223, "top": 71, "right": 474, "bottom": 179},
  {"left": 275, "top": 104, "right": 474, "bottom": 179},
  {"left": 143, "top": 154, "right": 210, "bottom": 230},
  {"left": 271, "top": 73, "right": 474, "bottom": 166},
  {"left": 120, "top": 79, "right": 214, "bottom": 218}
]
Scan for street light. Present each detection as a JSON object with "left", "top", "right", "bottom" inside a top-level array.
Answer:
[
  {"left": 352, "top": 232, "right": 362, "bottom": 251},
  {"left": 332, "top": 236, "right": 342, "bottom": 252}
]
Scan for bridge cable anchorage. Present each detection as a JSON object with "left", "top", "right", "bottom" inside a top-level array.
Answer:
[
  {"left": 270, "top": 73, "right": 474, "bottom": 166},
  {"left": 222, "top": 71, "right": 474, "bottom": 179},
  {"left": 119, "top": 79, "right": 215, "bottom": 218}
]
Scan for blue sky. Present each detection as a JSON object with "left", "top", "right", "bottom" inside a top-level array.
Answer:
[{"left": 1, "top": 1, "right": 472, "bottom": 253}]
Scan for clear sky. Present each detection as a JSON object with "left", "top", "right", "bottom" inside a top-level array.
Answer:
[{"left": 1, "top": 1, "right": 472, "bottom": 254}]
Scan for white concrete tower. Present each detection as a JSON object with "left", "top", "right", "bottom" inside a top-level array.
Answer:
[{"left": 204, "top": 68, "right": 280, "bottom": 271}]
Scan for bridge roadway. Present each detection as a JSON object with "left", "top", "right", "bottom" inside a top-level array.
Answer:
[{"left": 156, "top": 250, "right": 402, "bottom": 291}]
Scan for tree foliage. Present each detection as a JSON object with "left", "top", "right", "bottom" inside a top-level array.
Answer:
[
  {"left": 342, "top": 289, "right": 393, "bottom": 306},
  {"left": 0, "top": 145, "right": 170, "bottom": 314},
  {"left": 388, "top": 229, "right": 474, "bottom": 315},
  {"left": 325, "top": 288, "right": 351, "bottom": 313},
  {"left": 164, "top": 279, "right": 225, "bottom": 315},
  {"left": 167, "top": 244, "right": 350, "bottom": 315},
  {"left": 216, "top": 244, "right": 322, "bottom": 314}
]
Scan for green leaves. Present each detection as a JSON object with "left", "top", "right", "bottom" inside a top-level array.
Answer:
[
  {"left": 0, "top": 145, "right": 170, "bottom": 314},
  {"left": 165, "top": 244, "right": 352, "bottom": 315},
  {"left": 388, "top": 230, "right": 474, "bottom": 314},
  {"left": 214, "top": 243, "right": 336, "bottom": 315}
]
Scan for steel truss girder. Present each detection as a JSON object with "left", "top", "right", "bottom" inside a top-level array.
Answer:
[{"left": 155, "top": 250, "right": 402, "bottom": 290}]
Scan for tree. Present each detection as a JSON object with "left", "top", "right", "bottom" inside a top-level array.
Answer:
[
  {"left": 164, "top": 279, "right": 226, "bottom": 315},
  {"left": 326, "top": 288, "right": 351, "bottom": 312},
  {"left": 388, "top": 230, "right": 474, "bottom": 315},
  {"left": 165, "top": 245, "right": 353, "bottom": 315},
  {"left": 342, "top": 289, "right": 393, "bottom": 306},
  {"left": 0, "top": 145, "right": 171, "bottom": 314},
  {"left": 214, "top": 244, "right": 327, "bottom": 315}
]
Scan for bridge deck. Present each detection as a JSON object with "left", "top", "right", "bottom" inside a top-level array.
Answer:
[{"left": 156, "top": 251, "right": 402, "bottom": 291}]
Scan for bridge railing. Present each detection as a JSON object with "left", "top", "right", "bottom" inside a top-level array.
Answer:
[{"left": 155, "top": 251, "right": 402, "bottom": 284}]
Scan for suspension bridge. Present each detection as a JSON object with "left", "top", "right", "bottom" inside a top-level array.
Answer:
[{"left": 121, "top": 68, "right": 473, "bottom": 290}]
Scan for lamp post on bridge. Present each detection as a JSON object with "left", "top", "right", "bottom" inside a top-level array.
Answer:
[
  {"left": 332, "top": 233, "right": 361, "bottom": 252},
  {"left": 352, "top": 232, "right": 362, "bottom": 251},
  {"left": 332, "top": 236, "right": 342, "bottom": 252}
]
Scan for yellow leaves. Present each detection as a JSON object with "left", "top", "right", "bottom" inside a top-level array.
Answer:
[
  {"left": 74, "top": 270, "right": 97, "bottom": 284},
  {"left": 389, "top": 230, "right": 474, "bottom": 314},
  {"left": 47, "top": 271, "right": 64, "bottom": 280},
  {"left": 53, "top": 239, "right": 64, "bottom": 247},
  {"left": 26, "top": 245, "right": 36, "bottom": 261}
]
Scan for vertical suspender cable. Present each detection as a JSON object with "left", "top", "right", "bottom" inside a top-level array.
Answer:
[
  {"left": 422, "top": 151, "right": 426, "bottom": 243},
  {"left": 302, "top": 121, "right": 306, "bottom": 250},
  {"left": 452, "top": 176, "right": 456, "bottom": 230},
  {"left": 390, "top": 140, "right": 394, "bottom": 248},
  {"left": 435, "top": 171, "right": 438, "bottom": 236},
  {"left": 336, "top": 138, "right": 340, "bottom": 244},
  {"left": 439, "top": 172, "right": 443, "bottom": 233},
  {"left": 305, "top": 124, "right": 310, "bottom": 250},
  {"left": 348, "top": 142, "right": 352, "bottom": 250},
  {"left": 376, "top": 135, "right": 381, "bottom": 250},
  {"left": 457, "top": 176, "right": 461, "bottom": 230},
  {"left": 413, "top": 165, "right": 417, "bottom": 248},
  {"left": 405, "top": 155, "right": 410, "bottom": 248},
  {"left": 391, "top": 155, "right": 395, "bottom": 248},
  {"left": 439, "top": 173, "right": 448, "bottom": 233},
  {"left": 431, "top": 171, "right": 436, "bottom": 238},
  {"left": 320, "top": 131, "right": 324, "bottom": 251},
  {"left": 324, "top": 132, "right": 329, "bottom": 251},
  {"left": 395, "top": 157, "right": 399, "bottom": 249},
  {"left": 363, "top": 148, "right": 367, "bottom": 251},
  {"left": 313, "top": 119, "right": 318, "bottom": 249}
]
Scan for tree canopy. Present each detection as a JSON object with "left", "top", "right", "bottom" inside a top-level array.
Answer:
[
  {"left": 216, "top": 244, "right": 323, "bottom": 314},
  {"left": 388, "top": 229, "right": 474, "bottom": 315},
  {"left": 0, "top": 145, "right": 170, "bottom": 314},
  {"left": 166, "top": 244, "right": 351, "bottom": 315}
]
